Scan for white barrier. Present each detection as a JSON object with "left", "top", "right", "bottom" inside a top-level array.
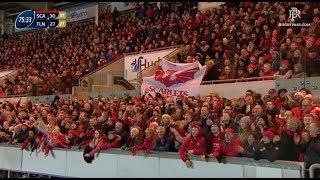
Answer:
[
  {"left": 0, "top": 94, "right": 71, "bottom": 104},
  {"left": 21, "top": 149, "right": 67, "bottom": 176},
  {"left": 0, "top": 145, "right": 304, "bottom": 178},
  {"left": 0, "top": 145, "right": 22, "bottom": 171},
  {"left": 200, "top": 80, "right": 275, "bottom": 98}
]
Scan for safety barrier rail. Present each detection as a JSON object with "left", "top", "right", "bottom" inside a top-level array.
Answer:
[
  {"left": 123, "top": 45, "right": 184, "bottom": 56},
  {"left": 309, "top": 163, "right": 320, "bottom": 178},
  {"left": 201, "top": 76, "right": 275, "bottom": 85},
  {"left": 0, "top": 94, "right": 71, "bottom": 104},
  {"left": 0, "top": 144, "right": 305, "bottom": 178}
]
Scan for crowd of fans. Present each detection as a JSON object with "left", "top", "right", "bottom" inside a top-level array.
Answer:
[
  {"left": 0, "top": 2, "right": 319, "bottom": 97},
  {"left": 0, "top": 87, "right": 319, "bottom": 169},
  {"left": 172, "top": 2, "right": 320, "bottom": 81}
]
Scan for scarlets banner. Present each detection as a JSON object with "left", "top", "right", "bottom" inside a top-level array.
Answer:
[{"left": 141, "top": 59, "right": 206, "bottom": 97}]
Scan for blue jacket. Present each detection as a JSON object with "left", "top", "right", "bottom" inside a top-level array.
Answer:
[{"left": 153, "top": 137, "right": 173, "bottom": 152}]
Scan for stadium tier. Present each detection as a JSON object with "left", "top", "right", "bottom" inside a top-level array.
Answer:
[{"left": 0, "top": 1, "right": 320, "bottom": 178}]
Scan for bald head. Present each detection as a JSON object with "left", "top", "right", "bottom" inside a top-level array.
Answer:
[
  {"left": 130, "top": 127, "right": 140, "bottom": 138},
  {"left": 309, "top": 122, "right": 320, "bottom": 138},
  {"left": 252, "top": 105, "right": 263, "bottom": 116}
]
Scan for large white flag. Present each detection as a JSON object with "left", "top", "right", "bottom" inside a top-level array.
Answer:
[{"left": 141, "top": 59, "right": 206, "bottom": 97}]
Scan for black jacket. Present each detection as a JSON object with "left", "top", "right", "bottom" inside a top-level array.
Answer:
[
  {"left": 153, "top": 137, "right": 173, "bottom": 152},
  {"left": 121, "top": 135, "right": 143, "bottom": 150},
  {"left": 254, "top": 141, "right": 280, "bottom": 162},
  {"left": 278, "top": 133, "right": 300, "bottom": 161},
  {"left": 202, "top": 67, "right": 221, "bottom": 81},
  {"left": 199, "top": 115, "right": 216, "bottom": 137},
  {"left": 298, "top": 136, "right": 320, "bottom": 168}
]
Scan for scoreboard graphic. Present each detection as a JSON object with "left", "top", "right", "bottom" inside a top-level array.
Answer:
[{"left": 15, "top": 10, "right": 67, "bottom": 30}]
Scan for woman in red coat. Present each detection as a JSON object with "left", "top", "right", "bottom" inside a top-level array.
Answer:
[
  {"left": 84, "top": 130, "right": 121, "bottom": 157},
  {"left": 131, "top": 127, "right": 156, "bottom": 156},
  {"left": 43, "top": 126, "right": 70, "bottom": 156},
  {"left": 179, "top": 125, "right": 206, "bottom": 168}
]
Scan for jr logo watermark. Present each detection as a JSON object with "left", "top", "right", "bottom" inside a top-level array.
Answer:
[
  {"left": 288, "top": 7, "right": 301, "bottom": 21},
  {"left": 279, "top": 7, "right": 311, "bottom": 27}
]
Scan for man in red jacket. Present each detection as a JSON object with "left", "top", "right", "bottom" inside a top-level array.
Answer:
[
  {"left": 131, "top": 127, "right": 156, "bottom": 156},
  {"left": 179, "top": 125, "right": 206, "bottom": 168},
  {"left": 84, "top": 130, "right": 121, "bottom": 157},
  {"left": 219, "top": 128, "right": 243, "bottom": 158},
  {"left": 292, "top": 98, "right": 316, "bottom": 120},
  {"left": 207, "top": 123, "right": 224, "bottom": 158}
]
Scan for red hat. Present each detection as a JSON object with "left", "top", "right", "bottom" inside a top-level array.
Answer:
[
  {"left": 311, "top": 107, "right": 320, "bottom": 120},
  {"left": 66, "top": 118, "right": 73, "bottom": 125},
  {"left": 315, "top": 38, "right": 320, "bottom": 46},
  {"left": 263, "top": 130, "right": 274, "bottom": 140},
  {"left": 23, "top": 121, "right": 30, "bottom": 128},
  {"left": 263, "top": 54, "right": 273, "bottom": 63},
  {"left": 193, "top": 125, "right": 202, "bottom": 135},
  {"left": 306, "top": 36, "right": 314, "bottom": 46},
  {"left": 224, "top": 128, "right": 234, "bottom": 134},
  {"left": 281, "top": 60, "right": 290, "bottom": 67},
  {"left": 247, "top": 63, "right": 255, "bottom": 70},
  {"left": 68, "top": 130, "right": 79, "bottom": 137},
  {"left": 224, "top": 50, "right": 232, "bottom": 59},
  {"left": 48, "top": 115, "right": 57, "bottom": 124}
]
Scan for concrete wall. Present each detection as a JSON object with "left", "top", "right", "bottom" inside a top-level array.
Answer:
[
  {"left": 0, "top": 94, "right": 71, "bottom": 104},
  {"left": 199, "top": 80, "right": 275, "bottom": 98},
  {"left": 0, "top": 145, "right": 304, "bottom": 178}
]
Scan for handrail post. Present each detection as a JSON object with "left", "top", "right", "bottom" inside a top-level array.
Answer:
[{"left": 309, "top": 163, "right": 320, "bottom": 178}]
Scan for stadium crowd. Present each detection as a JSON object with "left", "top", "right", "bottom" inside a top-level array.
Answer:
[
  {"left": 0, "top": 87, "right": 319, "bottom": 168},
  {"left": 0, "top": 2, "right": 320, "bottom": 97}
]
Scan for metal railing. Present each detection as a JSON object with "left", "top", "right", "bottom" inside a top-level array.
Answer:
[
  {"left": 2, "top": 94, "right": 30, "bottom": 98},
  {"left": 0, "top": 94, "right": 71, "bottom": 104},
  {"left": 123, "top": 45, "right": 183, "bottom": 57},
  {"left": 201, "top": 76, "right": 275, "bottom": 85},
  {"left": 309, "top": 163, "right": 320, "bottom": 178}
]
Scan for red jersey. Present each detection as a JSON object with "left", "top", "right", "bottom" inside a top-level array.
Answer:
[
  {"left": 132, "top": 135, "right": 156, "bottom": 155},
  {"left": 208, "top": 133, "right": 224, "bottom": 157},
  {"left": 219, "top": 136, "right": 242, "bottom": 157},
  {"left": 179, "top": 135, "right": 206, "bottom": 162}
]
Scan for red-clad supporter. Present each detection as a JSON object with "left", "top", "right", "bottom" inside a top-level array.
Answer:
[
  {"left": 4, "top": 87, "right": 320, "bottom": 165},
  {"left": 131, "top": 127, "right": 156, "bottom": 155},
  {"left": 84, "top": 130, "right": 121, "bottom": 157},
  {"left": 218, "top": 128, "right": 243, "bottom": 157},
  {"left": 207, "top": 124, "right": 224, "bottom": 158},
  {"left": 179, "top": 125, "right": 206, "bottom": 168},
  {"left": 41, "top": 126, "right": 70, "bottom": 156}
]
